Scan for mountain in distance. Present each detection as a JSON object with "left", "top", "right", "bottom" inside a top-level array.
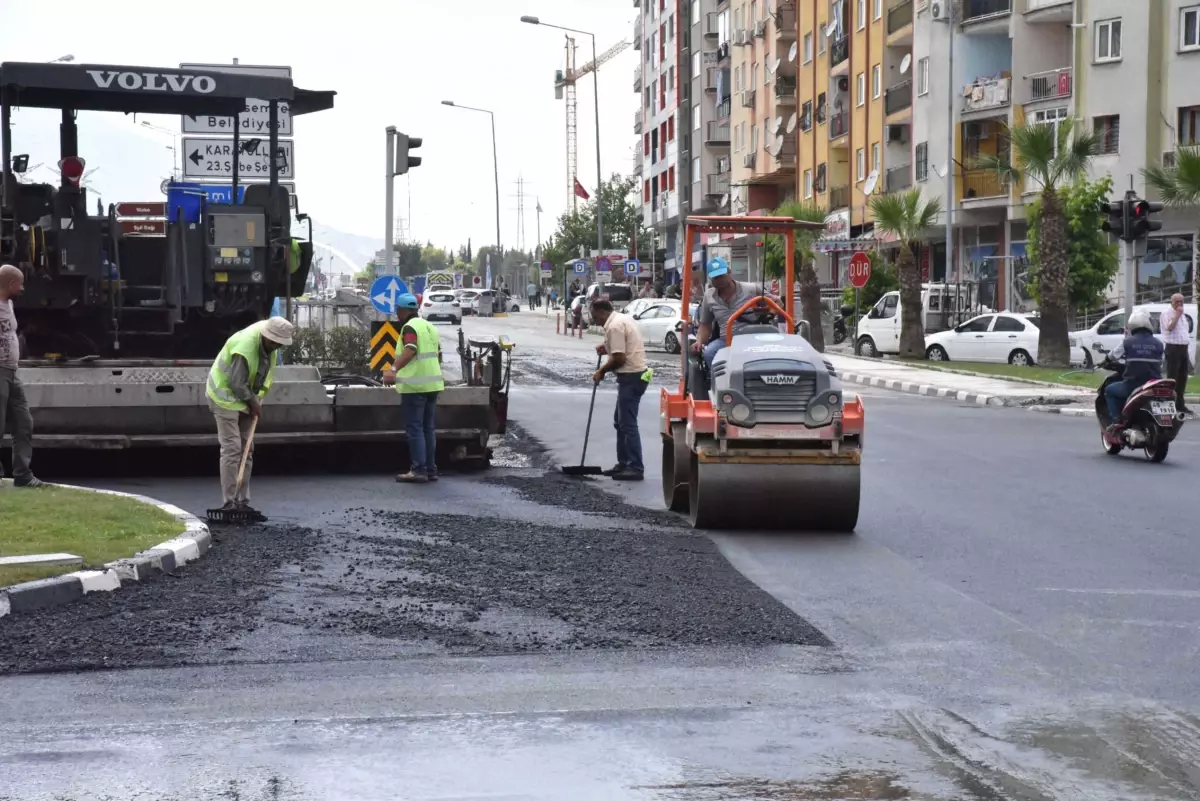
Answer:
[{"left": 304, "top": 222, "right": 382, "bottom": 277}]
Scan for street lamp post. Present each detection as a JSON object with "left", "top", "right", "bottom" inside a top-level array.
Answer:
[
  {"left": 441, "top": 100, "right": 502, "bottom": 265},
  {"left": 47, "top": 55, "right": 74, "bottom": 64},
  {"left": 520, "top": 15, "right": 604, "bottom": 259}
]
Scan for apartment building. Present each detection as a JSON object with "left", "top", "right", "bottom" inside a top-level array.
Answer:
[
  {"left": 906, "top": 0, "right": 1200, "bottom": 313},
  {"left": 635, "top": 0, "right": 740, "bottom": 276}
]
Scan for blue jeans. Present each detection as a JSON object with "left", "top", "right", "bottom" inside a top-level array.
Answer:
[
  {"left": 1106, "top": 379, "right": 1134, "bottom": 422},
  {"left": 402, "top": 391, "right": 439, "bottom": 474},
  {"left": 613, "top": 373, "right": 649, "bottom": 473},
  {"left": 703, "top": 338, "right": 726, "bottom": 374}
]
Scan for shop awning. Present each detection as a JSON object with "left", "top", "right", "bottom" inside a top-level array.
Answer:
[{"left": 814, "top": 227, "right": 899, "bottom": 253}]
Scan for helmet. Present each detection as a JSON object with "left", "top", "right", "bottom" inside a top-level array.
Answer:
[
  {"left": 1128, "top": 309, "right": 1153, "bottom": 333},
  {"left": 396, "top": 293, "right": 419, "bottom": 310},
  {"left": 706, "top": 256, "right": 730, "bottom": 280}
]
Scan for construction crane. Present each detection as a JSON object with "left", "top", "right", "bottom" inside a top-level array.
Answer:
[{"left": 554, "top": 36, "right": 631, "bottom": 210}]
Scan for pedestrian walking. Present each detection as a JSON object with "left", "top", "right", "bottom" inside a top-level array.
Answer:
[
  {"left": 1160, "top": 293, "right": 1191, "bottom": 415},
  {"left": 205, "top": 316, "right": 295, "bottom": 519},
  {"left": 0, "top": 264, "right": 46, "bottom": 488},
  {"left": 383, "top": 293, "right": 445, "bottom": 483},
  {"left": 589, "top": 299, "right": 651, "bottom": 482},
  {"left": 526, "top": 281, "right": 538, "bottom": 311}
]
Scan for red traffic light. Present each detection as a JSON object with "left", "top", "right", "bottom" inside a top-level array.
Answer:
[
  {"left": 58, "top": 156, "right": 86, "bottom": 185},
  {"left": 1132, "top": 200, "right": 1165, "bottom": 216}
]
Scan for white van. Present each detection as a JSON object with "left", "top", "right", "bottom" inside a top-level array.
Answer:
[
  {"left": 855, "top": 284, "right": 991, "bottom": 358},
  {"left": 1072, "top": 302, "right": 1197, "bottom": 369}
]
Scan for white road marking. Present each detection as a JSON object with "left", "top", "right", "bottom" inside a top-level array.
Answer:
[{"left": 1037, "top": 588, "right": 1200, "bottom": 598}]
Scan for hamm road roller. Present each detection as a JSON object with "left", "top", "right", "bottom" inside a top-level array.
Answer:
[{"left": 660, "top": 216, "right": 865, "bottom": 531}]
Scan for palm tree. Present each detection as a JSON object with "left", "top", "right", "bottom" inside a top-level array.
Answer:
[
  {"left": 868, "top": 189, "right": 942, "bottom": 359},
  {"left": 770, "top": 201, "right": 829, "bottom": 351},
  {"left": 1142, "top": 145, "right": 1200, "bottom": 207},
  {"left": 975, "top": 117, "right": 1099, "bottom": 367}
]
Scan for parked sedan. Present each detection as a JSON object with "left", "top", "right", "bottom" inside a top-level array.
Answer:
[
  {"left": 629, "top": 299, "right": 684, "bottom": 353},
  {"left": 419, "top": 291, "right": 462, "bottom": 324},
  {"left": 924, "top": 312, "right": 1086, "bottom": 366}
]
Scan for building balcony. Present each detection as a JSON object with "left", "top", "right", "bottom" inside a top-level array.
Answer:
[
  {"left": 706, "top": 173, "right": 730, "bottom": 196},
  {"left": 884, "top": 80, "right": 913, "bottom": 116},
  {"left": 774, "top": 1, "right": 797, "bottom": 42},
  {"left": 634, "top": 66, "right": 642, "bottom": 93},
  {"left": 831, "top": 35, "right": 850, "bottom": 69},
  {"left": 1025, "top": 67, "right": 1071, "bottom": 105},
  {"left": 715, "top": 98, "right": 731, "bottom": 120},
  {"left": 829, "top": 110, "right": 848, "bottom": 139},
  {"left": 774, "top": 76, "right": 797, "bottom": 103},
  {"left": 634, "top": 110, "right": 643, "bottom": 134},
  {"left": 959, "top": 168, "right": 1010, "bottom": 201},
  {"left": 885, "top": 163, "right": 912, "bottom": 192},
  {"left": 962, "top": 0, "right": 1012, "bottom": 24},
  {"left": 1024, "top": 0, "right": 1074, "bottom": 23},
  {"left": 704, "top": 12, "right": 720, "bottom": 37},
  {"left": 634, "top": 20, "right": 642, "bottom": 48},
  {"left": 887, "top": 0, "right": 914, "bottom": 36},
  {"left": 705, "top": 119, "right": 731, "bottom": 145},
  {"left": 829, "top": 185, "right": 851, "bottom": 210},
  {"left": 962, "top": 75, "right": 1011, "bottom": 115}
]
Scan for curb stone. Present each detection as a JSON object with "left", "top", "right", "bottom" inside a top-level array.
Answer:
[
  {"left": 0, "top": 483, "right": 210, "bottom": 620},
  {"left": 835, "top": 370, "right": 1005, "bottom": 407},
  {"left": 1027, "top": 405, "right": 1094, "bottom": 417}
]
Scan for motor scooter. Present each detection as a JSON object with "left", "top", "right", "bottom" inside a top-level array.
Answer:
[{"left": 1095, "top": 350, "right": 1185, "bottom": 462}]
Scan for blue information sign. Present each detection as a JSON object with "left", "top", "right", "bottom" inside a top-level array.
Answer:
[
  {"left": 572, "top": 259, "right": 588, "bottom": 275},
  {"left": 624, "top": 259, "right": 641, "bottom": 276}
]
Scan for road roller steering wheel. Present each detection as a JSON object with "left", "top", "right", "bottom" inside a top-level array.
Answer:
[{"left": 724, "top": 296, "right": 794, "bottom": 346}]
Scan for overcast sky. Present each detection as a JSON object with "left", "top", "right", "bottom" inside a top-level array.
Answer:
[{"left": 3, "top": 0, "right": 638, "bottom": 258}]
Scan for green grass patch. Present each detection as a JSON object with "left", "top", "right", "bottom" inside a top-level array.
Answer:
[
  {"left": 0, "top": 484, "right": 184, "bottom": 586},
  {"left": 912, "top": 361, "right": 1109, "bottom": 389}
]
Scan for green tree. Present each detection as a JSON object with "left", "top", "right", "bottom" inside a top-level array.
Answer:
[
  {"left": 1142, "top": 145, "right": 1200, "bottom": 207},
  {"left": 762, "top": 201, "right": 829, "bottom": 351},
  {"left": 976, "top": 118, "right": 1099, "bottom": 366},
  {"left": 868, "top": 189, "right": 943, "bottom": 359},
  {"left": 421, "top": 244, "right": 449, "bottom": 273},
  {"left": 546, "top": 173, "right": 654, "bottom": 266},
  {"left": 1025, "top": 176, "right": 1119, "bottom": 315}
]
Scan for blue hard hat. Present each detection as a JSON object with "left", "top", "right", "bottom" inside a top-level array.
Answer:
[
  {"left": 396, "top": 293, "right": 419, "bottom": 310},
  {"left": 706, "top": 256, "right": 730, "bottom": 279}
]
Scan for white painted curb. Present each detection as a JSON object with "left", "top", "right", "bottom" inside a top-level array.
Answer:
[{"left": 0, "top": 484, "right": 211, "bottom": 619}]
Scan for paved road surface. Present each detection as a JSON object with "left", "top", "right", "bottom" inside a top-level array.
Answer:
[{"left": 3, "top": 311, "right": 1199, "bottom": 800}]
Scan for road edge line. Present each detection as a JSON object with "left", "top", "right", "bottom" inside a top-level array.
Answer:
[{"left": 0, "top": 485, "right": 210, "bottom": 619}]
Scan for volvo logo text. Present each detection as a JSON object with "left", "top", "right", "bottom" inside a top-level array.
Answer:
[
  {"left": 87, "top": 71, "right": 217, "bottom": 94},
  {"left": 761, "top": 374, "right": 800, "bottom": 385}
]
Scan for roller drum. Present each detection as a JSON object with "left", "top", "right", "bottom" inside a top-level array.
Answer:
[
  {"left": 661, "top": 422, "right": 690, "bottom": 512},
  {"left": 688, "top": 454, "right": 860, "bottom": 532}
]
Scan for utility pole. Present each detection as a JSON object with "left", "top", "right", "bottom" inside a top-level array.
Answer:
[{"left": 944, "top": 0, "right": 955, "bottom": 283}]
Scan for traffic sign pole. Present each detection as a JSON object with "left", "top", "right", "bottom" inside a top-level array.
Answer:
[{"left": 847, "top": 252, "right": 872, "bottom": 347}]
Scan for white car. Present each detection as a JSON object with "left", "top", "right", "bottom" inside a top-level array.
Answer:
[
  {"left": 456, "top": 289, "right": 481, "bottom": 315},
  {"left": 629, "top": 299, "right": 684, "bottom": 353},
  {"left": 1071, "top": 302, "right": 1197, "bottom": 369},
  {"left": 419, "top": 291, "right": 462, "bottom": 324},
  {"left": 924, "top": 311, "right": 1086, "bottom": 366}
]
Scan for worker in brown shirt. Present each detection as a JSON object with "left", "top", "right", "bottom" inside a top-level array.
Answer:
[{"left": 590, "top": 299, "right": 651, "bottom": 481}]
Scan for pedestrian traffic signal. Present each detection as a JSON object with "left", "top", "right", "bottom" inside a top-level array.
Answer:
[
  {"left": 395, "top": 132, "right": 423, "bottom": 176},
  {"left": 1100, "top": 198, "right": 1129, "bottom": 241},
  {"left": 1129, "top": 199, "right": 1164, "bottom": 241}
]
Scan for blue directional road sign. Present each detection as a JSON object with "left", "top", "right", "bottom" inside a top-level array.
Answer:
[
  {"left": 572, "top": 259, "right": 588, "bottom": 275},
  {"left": 624, "top": 259, "right": 641, "bottom": 276},
  {"left": 595, "top": 256, "right": 612, "bottom": 272},
  {"left": 369, "top": 275, "right": 410, "bottom": 315}
]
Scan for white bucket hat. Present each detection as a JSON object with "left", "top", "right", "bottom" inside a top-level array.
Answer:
[{"left": 261, "top": 316, "right": 295, "bottom": 346}]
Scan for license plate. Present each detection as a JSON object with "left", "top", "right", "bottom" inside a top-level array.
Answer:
[{"left": 1151, "top": 400, "right": 1177, "bottom": 416}]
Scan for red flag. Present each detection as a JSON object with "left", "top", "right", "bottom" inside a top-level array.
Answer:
[{"left": 573, "top": 177, "right": 590, "bottom": 201}]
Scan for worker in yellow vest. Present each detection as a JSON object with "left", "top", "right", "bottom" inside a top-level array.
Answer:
[
  {"left": 382, "top": 293, "right": 444, "bottom": 483},
  {"left": 205, "top": 316, "right": 295, "bottom": 519}
]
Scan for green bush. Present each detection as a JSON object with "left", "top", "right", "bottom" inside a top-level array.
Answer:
[
  {"left": 840, "top": 251, "right": 898, "bottom": 313},
  {"left": 283, "top": 326, "right": 369, "bottom": 373}
]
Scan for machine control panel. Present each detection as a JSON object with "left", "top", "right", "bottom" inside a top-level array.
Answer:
[{"left": 206, "top": 208, "right": 267, "bottom": 282}]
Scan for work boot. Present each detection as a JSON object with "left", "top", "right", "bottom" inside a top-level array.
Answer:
[
  {"left": 601, "top": 464, "right": 627, "bottom": 477},
  {"left": 427, "top": 470, "right": 439, "bottom": 482},
  {"left": 610, "top": 469, "right": 644, "bottom": 482},
  {"left": 395, "top": 471, "right": 429, "bottom": 484},
  {"left": 14, "top": 476, "right": 50, "bottom": 488}
]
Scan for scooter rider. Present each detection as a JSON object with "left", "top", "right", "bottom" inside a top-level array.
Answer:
[{"left": 1105, "top": 309, "right": 1164, "bottom": 435}]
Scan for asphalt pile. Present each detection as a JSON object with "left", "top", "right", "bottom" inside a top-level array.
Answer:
[{"left": 0, "top": 524, "right": 319, "bottom": 674}]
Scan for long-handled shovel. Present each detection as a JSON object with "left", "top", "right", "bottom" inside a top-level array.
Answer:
[
  {"left": 561, "top": 355, "right": 604, "bottom": 477},
  {"left": 206, "top": 416, "right": 263, "bottom": 524}
]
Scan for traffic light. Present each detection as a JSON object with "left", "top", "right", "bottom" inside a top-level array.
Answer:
[
  {"left": 1100, "top": 197, "right": 1129, "bottom": 241},
  {"left": 1129, "top": 199, "right": 1164, "bottom": 241},
  {"left": 395, "top": 132, "right": 423, "bottom": 176}
]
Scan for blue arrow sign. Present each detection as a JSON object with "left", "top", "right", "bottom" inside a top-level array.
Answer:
[
  {"left": 572, "top": 259, "right": 588, "bottom": 275},
  {"left": 369, "top": 275, "right": 410, "bottom": 315},
  {"left": 624, "top": 259, "right": 641, "bottom": 276}
]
